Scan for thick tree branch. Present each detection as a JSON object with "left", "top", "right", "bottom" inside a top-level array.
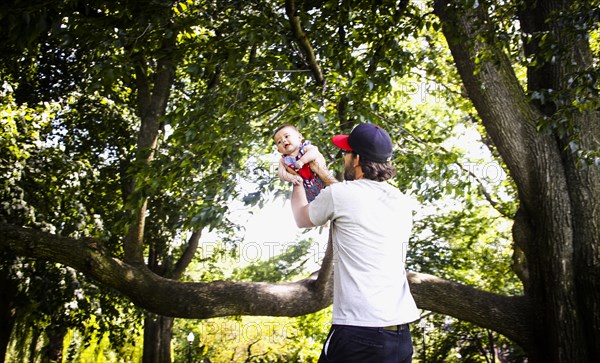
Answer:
[
  {"left": 0, "top": 224, "right": 332, "bottom": 318},
  {"left": 284, "top": 0, "right": 325, "bottom": 86},
  {"left": 0, "top": 224, "right": 532, "bottom": 347},
  {"left": 407, "top": 271, "right": 533, "bottom": 350},
  {"left": 311, "top": 227, "right": 333, "bottom": 295}
]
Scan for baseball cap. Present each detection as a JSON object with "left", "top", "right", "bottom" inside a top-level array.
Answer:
[{"left": 331, "top": 123, "right": 393, "bottom": 162}]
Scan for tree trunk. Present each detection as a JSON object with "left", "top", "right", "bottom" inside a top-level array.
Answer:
[
  {"left": 519, "top": 1, "right": 600, "bottom": 359},
  {"left": 142, "top": 246, "right": 172, "bottom": 363},
  {"left": 126, "top": 24, "right": 179, "bottom": 363},
  {"left": 0, "top": 261, "right": 17, "bottom": 363},
  {"left": 434, "top": 0, "right": 599, "bottom": 361},
  {"left": 29, "top": 328, "right": 41, "bottom": 363},
  {"left": 41, "top": 325, "right": 67, "bottom": 363},
  {"left": 141, "top": 230, "right": 202, "bottom": 363},
  {"left": 143, "top": 314, "right": 174, "bottom": 363}
]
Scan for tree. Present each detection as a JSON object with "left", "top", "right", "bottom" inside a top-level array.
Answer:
[
  {"left": 1, "top": 0, "right": 598, "bottom": 362},
  {"left": 0, "top": 95, "right": 142, "bottom": 362},
  {"left": 432, "top": 0, "right": 600, "bottom": 360}
]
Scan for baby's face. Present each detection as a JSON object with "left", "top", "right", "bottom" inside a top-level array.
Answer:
[{"left": 274, "top": 127, "right": 303, "bottom": 155}]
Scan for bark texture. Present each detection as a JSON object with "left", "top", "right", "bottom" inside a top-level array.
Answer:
[
  {"left": 434, "top": 0, "right": 600, "bottom": 361},
  {"left": 0, "top": 261, "right": 17, "bottom": 363},
  {"left": 0, "top": 223, "right": 532, "bottom": 346}
]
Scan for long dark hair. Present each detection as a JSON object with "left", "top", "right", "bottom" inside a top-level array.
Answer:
[{"left": 359, "top": 158, "right": 395, "bottom": 181}]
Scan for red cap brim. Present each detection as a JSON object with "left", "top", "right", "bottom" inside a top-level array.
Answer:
[{"left": 332, "top": 134, "right": 352, "bottom": 151}]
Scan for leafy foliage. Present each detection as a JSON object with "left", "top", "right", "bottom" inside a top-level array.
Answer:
[{"left": 5, "top": 0, "right": 593, "bottom": 361}]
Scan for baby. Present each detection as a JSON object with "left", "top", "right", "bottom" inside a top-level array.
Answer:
[{"left": 273, "top": 125, "right": 336, "bottom": 202}]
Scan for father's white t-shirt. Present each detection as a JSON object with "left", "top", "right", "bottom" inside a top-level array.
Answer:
[{"left": 308, "top": 179, "right": 419, "bottom": 326}]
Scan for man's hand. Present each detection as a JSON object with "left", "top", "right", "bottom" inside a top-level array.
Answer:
[
  {"left": 303, "top": 146, "right": 337, "bottom": 186},
  {"left": 296, "top": 144, "right": 319, "bottom": 169},
  {"left": 278, "top": 158, "right": 303, "bottom": 185}
]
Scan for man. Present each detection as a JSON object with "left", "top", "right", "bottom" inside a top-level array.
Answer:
[{"left": 289, "top": 123, "right": 419, "bottom": 363}]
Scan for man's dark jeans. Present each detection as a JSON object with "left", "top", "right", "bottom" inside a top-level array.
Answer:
[{"left": 317, "top": 324, "right": 413, "bottom": 363}]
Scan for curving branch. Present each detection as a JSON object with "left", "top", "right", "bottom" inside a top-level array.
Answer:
[
  {"left": 169, "top": 229, "right": 201, "bottom": 280},
  {"left": 408, "top": 272, "right": 533, "bottom": 350},
  {"left": 284, "top": 0, "right": 325, "bottom": 86},
  {"left": 0, "top": 223, "right": 533, "bottom": 348},
  {"left": 0, "top": 224, "right": 332, "bottom": 318}
]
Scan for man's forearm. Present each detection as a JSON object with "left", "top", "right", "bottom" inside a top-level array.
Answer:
[{"left": 291, "top": 184, "right": 313, "bottom": 228}]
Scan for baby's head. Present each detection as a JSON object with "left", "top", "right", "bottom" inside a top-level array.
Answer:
[{"left": 273, "top": 125, "right": 303, "bottom": 156}]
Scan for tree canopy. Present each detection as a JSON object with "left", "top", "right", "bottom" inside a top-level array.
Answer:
[{"left": 1, "top": 0, "right": 598, "bottom": 362}]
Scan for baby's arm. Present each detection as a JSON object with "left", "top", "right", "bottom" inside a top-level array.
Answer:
[
  {"left": 278, "top": 158, "right": 303, "bottom": 185},
  {"left": 294, "top": 144, "right": 318, "bottom": 169},
  {"left": 300, "top": 145, "right": 338, "bottom": 187}
]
